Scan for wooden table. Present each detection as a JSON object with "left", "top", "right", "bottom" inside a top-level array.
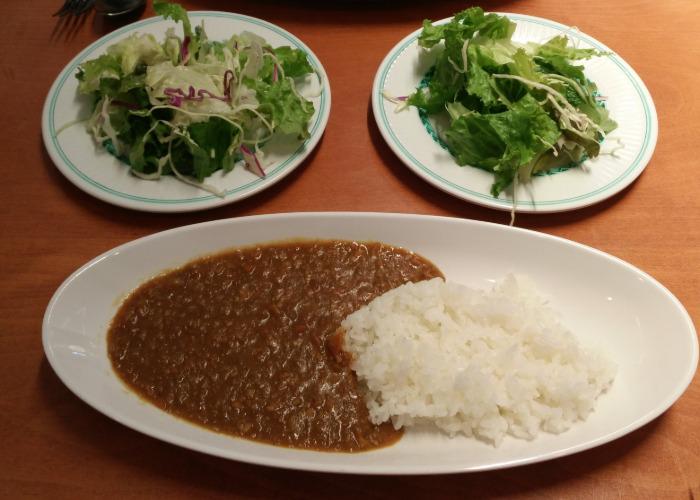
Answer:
[{"left": 2, "top": 0, "right": 698, "bottom": 497}]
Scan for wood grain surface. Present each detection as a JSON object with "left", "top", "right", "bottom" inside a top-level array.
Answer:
[{"left": 1, "top": 0, "right": 698, "bottom": 497}]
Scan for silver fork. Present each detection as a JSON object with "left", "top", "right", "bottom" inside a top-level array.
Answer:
[{"left": 53, "top": 0, "right": 96, "bottom": 17}]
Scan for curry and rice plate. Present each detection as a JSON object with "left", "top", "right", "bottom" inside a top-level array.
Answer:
[{"left": 107, "top": 239, "right": 614, "bottom": 451}]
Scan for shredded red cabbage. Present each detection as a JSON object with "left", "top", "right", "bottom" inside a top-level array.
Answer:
[
  {"left": 164, "top": 70, "right": 235, "bottom": 107},
  {"left": 180, "top": 36, "right": 190, "bottom": 65},
  {"left": 240, "top": 144, "right": 266, "bottom": 178}
]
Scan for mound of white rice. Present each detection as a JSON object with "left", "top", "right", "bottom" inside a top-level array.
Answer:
[{"left": 341, "top": 275, "right": 615, "bottom": 445}]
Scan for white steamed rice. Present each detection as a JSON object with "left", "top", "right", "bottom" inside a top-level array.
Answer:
[{"left": 341, "top": 275, "right": 615, "bottom": 445}]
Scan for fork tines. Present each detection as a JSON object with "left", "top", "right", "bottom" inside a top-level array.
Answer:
[{"left": 53, "top": 0, "right": 95, "bottom": 17}]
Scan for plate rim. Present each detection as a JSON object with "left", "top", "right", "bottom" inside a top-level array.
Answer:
[
  {"left": 371, "top": 13, "right": 659, "bottom": 213},
  {"left": 42, "top": 212, "right": 698, "bottom": 474},
  {"left": 41, "top": 11, "right": 331, "bottom": 213}
]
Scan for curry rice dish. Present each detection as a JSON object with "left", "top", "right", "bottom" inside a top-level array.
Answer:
[{"left": 108, "top": 239, "right": 443, "bottom": 452}]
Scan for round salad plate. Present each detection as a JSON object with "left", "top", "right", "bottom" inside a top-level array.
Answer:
[
  {"left": 42, "top": 12, "right": 330, "bottom": 213},
  {"left": 43, "top": 213, "right": 696, "bottom": 474},
  {"left": 372, "top": 14, "right": 658, "bottom": 213}
]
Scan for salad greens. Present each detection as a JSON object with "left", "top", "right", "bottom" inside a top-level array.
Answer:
[
  {"left": 404, "top": 7, "right": 617, "bottom": 196},
  {"left": 75, "top": 2, "right": 316, "bottom": 194}
]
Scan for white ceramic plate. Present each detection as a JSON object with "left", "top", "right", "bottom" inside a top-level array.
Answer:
[
  {"left": 42, "top": 12, "right": 331, "bottom": 213},
  {"left": 372, "top": 14, "right": 658, "bottom": 213},
  {"left": 43, "top": 213, "right": 696, "bottom": 474}
]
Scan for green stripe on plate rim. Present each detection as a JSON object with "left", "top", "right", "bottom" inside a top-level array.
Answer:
[
  {"left": 378, "top": 14, "right": 653, "bottom": 207},
  {"left": 48, "top": 12, "right": 327, "bottom": 205}
]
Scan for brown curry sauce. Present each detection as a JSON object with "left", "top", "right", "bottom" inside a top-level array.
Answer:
[{"left": 108, "top": 240, "right": 442, "bottom": 452}]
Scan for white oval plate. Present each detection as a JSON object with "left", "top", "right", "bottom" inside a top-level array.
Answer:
[
  {"left": 372, "top": 14, "right": 658, "bottom": 213},
  {"left": 43, "top": 213, "right": 696, "bottom": 474},
  {"left": 42, "top": 12, "right": 331, "bottom": 213}
]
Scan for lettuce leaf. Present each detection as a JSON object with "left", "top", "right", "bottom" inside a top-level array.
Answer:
[
  {"left": 107, "top": 33, "right": 167, "bottom": 75},
  {"left": 153, "top": 1, "right": 192, "bottom": 38},
  {"left": 534, "top": 35, "right": 606, "bottom": 61},
  {"left": 187, "top": 117, "right": 240, "bottom": 179},
  {"left": 250, "top": 77, "right": 314, "bottom": 139},
  {"left": 446, "top": 94, "right": 562, "bottom": 196},
  {"left": 273, "top": 46, "right": 314, "bottom": 78},
  {"left": 76, "top": 54, "right": 121, "bottom": 94}
]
